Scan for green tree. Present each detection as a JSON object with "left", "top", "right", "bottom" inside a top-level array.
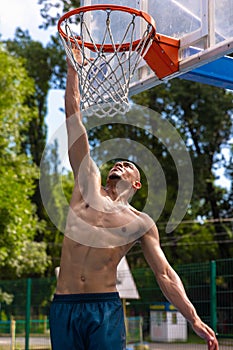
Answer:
[
  {"left": 4, "top": 28, "right": 74, "bottom": 273},
  {"left": 133, "top": 80, "right": 233, "bottom": 259},
  {"left": 4, "top": 30, "right": 50, "bottom": 228},
  {"left": 225, "top": 144, "right": 233, "bottom": 216},
  {"left": 5, "top": 29, "right": 67, "bottom": 230},
  {"left": 38, "top": 0, "right": 80, "bottom": 29},
  {"left": 5, "top": 29, "right": 49, "bottom": 164},
  {"left": 0, "top": 46, "right": 49, "bottom": 278},
  {"left": 40, "top": 140, "right": 74, "bottom": 272}
]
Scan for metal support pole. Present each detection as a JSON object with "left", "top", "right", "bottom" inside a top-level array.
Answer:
[
  {"left": 25, "top": 278, "right": 31, "bottom": 350},
  {"left": 210, "top": 260, "right": 217, "bottom": 333}
]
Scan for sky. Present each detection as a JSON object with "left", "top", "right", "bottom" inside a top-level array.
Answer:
[{"left": 0, "top": 0, "right": 231, "bottom": 188}]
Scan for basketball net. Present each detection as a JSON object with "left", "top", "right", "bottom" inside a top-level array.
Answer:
[{"left": 58, "top": 6, "right": 155, "bottom": 117}]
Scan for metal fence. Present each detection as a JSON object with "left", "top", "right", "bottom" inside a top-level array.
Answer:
[{"left": 0, "top": 258, "right": 232, "bottom": 350}]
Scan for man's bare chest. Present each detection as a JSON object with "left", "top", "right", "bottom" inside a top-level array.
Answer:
[
  {"left": 65, "top": 196, "right": 144, "bottom": 247},
  {"left": 74, "top": 196, "right": 140, "bottom": 228}
]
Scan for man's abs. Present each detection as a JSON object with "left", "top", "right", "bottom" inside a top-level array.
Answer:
[{"left": 55, "top": 236, "right": 130, "bottom": 294}]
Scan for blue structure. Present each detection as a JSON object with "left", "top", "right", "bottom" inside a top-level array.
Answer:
[{"left": 181, "top": 55, "right": 233, "bottom": 90}]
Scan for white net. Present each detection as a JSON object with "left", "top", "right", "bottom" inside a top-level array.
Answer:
[{"left": 59, "top": 6, "right": 155, "bottom": 117}]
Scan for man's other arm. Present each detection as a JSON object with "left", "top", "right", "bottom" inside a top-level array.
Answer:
[{"left": 140, "top": 225, "right": 218, "bottom": 350}]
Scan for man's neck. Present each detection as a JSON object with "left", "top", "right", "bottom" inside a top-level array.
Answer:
[{"left": 104, "top": 180, "right": 132, "bottom": 204}]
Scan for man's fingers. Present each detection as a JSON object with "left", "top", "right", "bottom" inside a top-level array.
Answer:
[{"left": 207, "top": 337, "right": 219, "bottom": 350}]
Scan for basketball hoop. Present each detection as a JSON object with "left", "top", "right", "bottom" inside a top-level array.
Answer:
[{"left": 58, "top": 5, "right": 156, "bottom": 117}]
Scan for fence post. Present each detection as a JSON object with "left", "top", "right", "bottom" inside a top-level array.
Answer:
[
  {"left": 44, "top": 315, "right": 47, "bottom": 334},
  {"left": 25, "top": 278, "right": 31, "bottom": 350},
  {"left": 10, "top": 317, "right": 16, "bottom": 350},
  {"left": 210, "top": 260, "right": 217, "bottom": 333}
]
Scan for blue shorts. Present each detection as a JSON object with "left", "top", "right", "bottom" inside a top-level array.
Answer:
[{"left": 49, "top": 292, "right": 126, "bottom": 350}]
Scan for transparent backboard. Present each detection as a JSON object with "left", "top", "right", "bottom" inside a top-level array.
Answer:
[{"left": 80, "top": 0, "right": 233, "bottom": 94}]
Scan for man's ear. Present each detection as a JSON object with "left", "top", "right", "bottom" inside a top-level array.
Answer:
[{"left": 132, "top": 181, "right": 142, "bottom": 190}]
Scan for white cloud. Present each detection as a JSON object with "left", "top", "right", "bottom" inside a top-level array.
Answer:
[{"left": 0, "top": 0, "right": 56, "bottom": 42}]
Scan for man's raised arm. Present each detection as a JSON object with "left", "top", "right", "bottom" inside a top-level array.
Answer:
[
  {"left": 65, "top": 51, "right": 90, "bottom": 178},
  {"left": 141, "top": 225, "right": 219, "bottom": 350}
]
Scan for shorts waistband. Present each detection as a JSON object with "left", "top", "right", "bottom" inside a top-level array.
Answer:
[{"left": 52, "top": 292, "right": 120, "bottom": 303}]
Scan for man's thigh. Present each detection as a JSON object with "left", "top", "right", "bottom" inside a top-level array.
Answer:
[
  {"left": 87, "top": 299, "right": 126, "bottom": 350},
  {"left": 49, "top": 293, "right": 126, "bottom": 350}
]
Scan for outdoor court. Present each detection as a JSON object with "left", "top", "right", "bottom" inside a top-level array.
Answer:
[
  {"left": 0, "top": 337, "right": 231, "bottom": 350},
  {"left": 127, "top": 340, "right": 233, "bottom": 350}
]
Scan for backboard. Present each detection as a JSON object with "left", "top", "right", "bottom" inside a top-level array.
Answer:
[{"left": 80, "top": 0, "right": 233, "bottom": 94}]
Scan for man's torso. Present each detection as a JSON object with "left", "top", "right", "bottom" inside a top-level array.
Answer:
[{"left": 56, "top": 184, "right": 148, "bottom": 294}]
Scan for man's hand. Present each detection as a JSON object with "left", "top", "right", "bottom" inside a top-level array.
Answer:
[
  {"left": 192, "top": 318, "right": 219, "bottom": 350},
  {"left": 66, "top": 44, "right": 84, "bottom": 70},
  {"left": 67, "top": 43, "right": 93, "bottom": 70}
]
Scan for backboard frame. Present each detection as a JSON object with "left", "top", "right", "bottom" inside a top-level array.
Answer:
[{"left": 79, "top": 0, "right": 233, "bottom": 95}]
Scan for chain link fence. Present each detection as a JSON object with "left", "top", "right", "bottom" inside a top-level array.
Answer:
[{"left": 0, "top": 259, "right": 232, "bottom": 350}]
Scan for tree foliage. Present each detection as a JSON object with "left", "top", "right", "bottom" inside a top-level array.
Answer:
[
  {"left": 4, "top": 29, "right": 67, "bottom": 228},
  {"left": 39, "top": 139, "right": 75, "bottom": 272},
  {"left": 2, "top": 28, "right": 68, "bottom": 276},
  {"left": 0, "top": 46, "right": 49, "bottom": 278},
  {"left": 5, "top": 29, "right": 51, "bottom": 165},
  {"left": 132, "top": 80, "right": 233, "bottom": 260},
  {"left": 38, "top": 0, "right": 81, "bottom": 29}
]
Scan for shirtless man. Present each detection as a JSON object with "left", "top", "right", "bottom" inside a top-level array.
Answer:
[{"left": 49, "top": 51, "right": 219, "bottom": 350}]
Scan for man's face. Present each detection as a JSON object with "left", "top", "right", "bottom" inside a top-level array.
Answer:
[{"left": 107, "top": 161, "right": 141, "bottom": 188}]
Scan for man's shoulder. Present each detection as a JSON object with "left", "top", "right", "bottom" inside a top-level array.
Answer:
[
  {"left": 134, "top": 211, "right": 157, "bottom": 244},
  {"left": 129, "top": 206, "right": 155, "bottom": 229},
  {"left": 129, "top": 206, "right": 152, "bottom": 219},
  {"left": 139, "top": 212, "right": 155, "bottom": 228}
]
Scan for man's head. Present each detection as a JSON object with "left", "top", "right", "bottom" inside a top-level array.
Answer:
[{"left": 106, "top": 161, "right": 141, "bottom": 192}]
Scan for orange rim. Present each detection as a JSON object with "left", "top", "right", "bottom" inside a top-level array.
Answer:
[{"left": 57, "top": 4, "right": 156, "bottom": 53}]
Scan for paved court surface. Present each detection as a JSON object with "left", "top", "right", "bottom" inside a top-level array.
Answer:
[
  {"left": 149, "top": 343, "right": 231, "bottom": 349},
  {"left": 0, "top": 337, "right": 231, "bottom": 349},
  {"left": 0, "top": 336, "right": 50, "bottom": 349},
  {"left": 128, "top": 340, "right": 232, "bottom": 350}
]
